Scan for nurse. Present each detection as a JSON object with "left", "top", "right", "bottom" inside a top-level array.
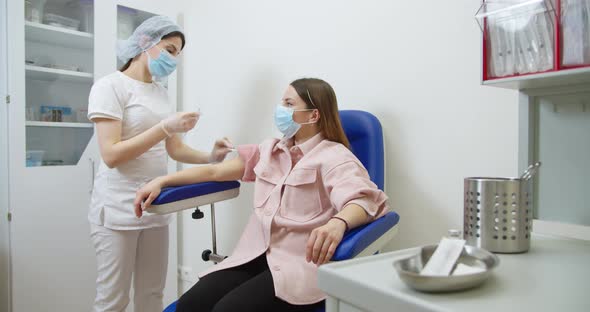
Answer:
[
  {"left": 135, "top": 78, "right": 390, "bottom": 312},
  {"left": 87, "top": 16, "right": 231, "bottom": 312}
]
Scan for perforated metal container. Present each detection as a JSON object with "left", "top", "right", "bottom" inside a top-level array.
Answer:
[{"left": 464, "top": 177, "right": 534, "bottom": 253}]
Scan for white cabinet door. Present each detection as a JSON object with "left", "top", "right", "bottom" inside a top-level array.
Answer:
[{"left": 7, "top": 0, "right": 99, "bottom": 310}]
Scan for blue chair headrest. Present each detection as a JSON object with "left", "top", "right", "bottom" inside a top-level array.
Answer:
[{"left": 339, "top": 110, "right": 385, "bottom": 190}]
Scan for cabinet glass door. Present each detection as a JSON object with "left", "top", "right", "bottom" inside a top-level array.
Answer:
[{"left": 24, "top": 0, "right": 94, "bottom": 167}]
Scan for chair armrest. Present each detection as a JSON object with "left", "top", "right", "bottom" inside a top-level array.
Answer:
[
  {"left": 331, "top": 211, "right": 400, "bottom": 261},
  {"left": 147, "top": 181, "right": 241, "bottom": 215}
]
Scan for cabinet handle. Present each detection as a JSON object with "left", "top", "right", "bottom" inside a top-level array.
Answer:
[{"left": 89, "top": 158, "right": 95, "bottom": 194}]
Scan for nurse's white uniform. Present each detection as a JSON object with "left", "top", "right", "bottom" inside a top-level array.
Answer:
[{"left": 88, "top": 71, "right": 172, "bottom": 312}]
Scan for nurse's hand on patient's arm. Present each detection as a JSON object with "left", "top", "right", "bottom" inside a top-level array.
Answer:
[
  {"left": 306, "top": 219, "right": 346, "bottom": 265},
  {"left": 208, "top": 137, "right": 234, "bottom": 163},
  {"left": 134, "top": 177, "right": 165, "bottom": 217}
]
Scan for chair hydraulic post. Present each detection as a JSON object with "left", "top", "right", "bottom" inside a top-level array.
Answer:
[{"left": 193, "top": 203, "right": 227, "bottom": 263}]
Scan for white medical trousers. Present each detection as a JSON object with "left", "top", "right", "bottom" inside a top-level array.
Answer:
[{"left": 90, "top": 224, "right": 169, "bottom": 312}]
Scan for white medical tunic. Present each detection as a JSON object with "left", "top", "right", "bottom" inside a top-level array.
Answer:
[{"left": 87, "top": 71, "right": 172, "bottom": 230}]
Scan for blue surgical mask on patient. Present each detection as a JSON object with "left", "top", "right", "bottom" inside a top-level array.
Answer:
[
  {"left": 146, "top": 49, "right": 177, "bottom": 77},
  {"left": 274, "top": 105, "right": 316, "bottom": 139}
]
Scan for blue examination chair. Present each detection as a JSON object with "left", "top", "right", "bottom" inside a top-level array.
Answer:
[{"left": 149, "top": 110, "right": 400, "bottom": 312}]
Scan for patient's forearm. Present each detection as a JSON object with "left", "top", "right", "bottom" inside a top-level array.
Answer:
[
  {"left": 334, "top": 203, "right": 370, "bottom": 230},
  {"left": 159, "top": 157, "right": 245, "bottom": 187},
  {"left": 159, "top": 165, "right": 215, "bottom": 187}
]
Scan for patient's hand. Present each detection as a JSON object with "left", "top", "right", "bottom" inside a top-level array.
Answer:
[
  {"left": 134, "top": 177, "right": 164, "bottom": 218},
  {"left": 306, "top": 219, "right": 347, "bottom": 265}
]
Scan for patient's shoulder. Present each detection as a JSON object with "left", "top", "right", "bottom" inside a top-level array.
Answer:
[
  {"left": 260, "top": 138, "right": 280, "bottom": 149},
  {"left": 315, "top": 141, "right": 363, "bottom": 168},
  {"left": 318, "top": 140, "right": 354, "bottom": 156},
  {"left": 257, "top": 138, "right": 281, "bottom": 155}
]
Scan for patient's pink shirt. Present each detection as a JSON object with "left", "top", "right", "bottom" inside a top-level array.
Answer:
[{"left": 199, "top": 133, "right": 389, "bottom": 304}]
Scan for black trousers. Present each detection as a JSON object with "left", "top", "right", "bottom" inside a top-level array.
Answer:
[{"left": 175, "top": 254, "right": 324, "bottom": 312}]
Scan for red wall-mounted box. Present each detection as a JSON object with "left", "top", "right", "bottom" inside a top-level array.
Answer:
[{"left": 479, "top": 0, "right": 590, "bottom": 82}]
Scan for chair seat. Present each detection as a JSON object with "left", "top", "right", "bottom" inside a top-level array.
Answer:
[{"left": 147, "top": 181, "right": 241, "bottom": 215}]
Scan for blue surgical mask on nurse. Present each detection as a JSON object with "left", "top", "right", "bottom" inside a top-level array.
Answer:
[{"left": 147, "top": 48, "right": 177, "bottom": 77}]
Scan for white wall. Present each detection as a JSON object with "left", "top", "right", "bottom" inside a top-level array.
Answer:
[{"left": 176, "top": 0, "right": 519, "bottom": 290}]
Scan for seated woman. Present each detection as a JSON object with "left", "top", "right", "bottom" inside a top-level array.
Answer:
[{"left": 134, "top": 78, "right": 389, "bottom": 312}]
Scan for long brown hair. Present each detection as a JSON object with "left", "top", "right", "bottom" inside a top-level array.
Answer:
[
  {"left": 290, "top": 78, "right": 350, "bottom": 149},
  {"left": 119, "top": 31, "right": 186, "bottom": 72}
]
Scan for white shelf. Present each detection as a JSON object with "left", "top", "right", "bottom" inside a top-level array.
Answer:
[
  {"left": 483, "top": 66, "right": 590, "bottom": 90},
  {"left": 25, "top": 21, "right": 93, "bottom": 50},
  {"left": 25, "top": 65, "right": 93, "bottom": 83},
  {"left": 26, "top": 121, "right": 93, "bottom": 128}
]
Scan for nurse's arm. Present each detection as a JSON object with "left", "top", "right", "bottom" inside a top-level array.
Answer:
[
  {"left": 165, "top": 134, "right": 210, "bottom": 163},
  {"left": 95, "top": 118, "right": 169, "bottom": 168},
  {"left": 134, "top": 156, "right": 245, "bottom": 217}
]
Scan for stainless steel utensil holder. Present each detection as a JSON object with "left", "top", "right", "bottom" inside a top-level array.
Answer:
[{"left": 464, "top": 177, "right": 533, "bottom": 253}]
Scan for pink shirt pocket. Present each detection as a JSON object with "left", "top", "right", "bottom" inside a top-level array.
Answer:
[
  {"left": 252, "top": 163, "right": 280, "bottom": 208},
  {"left": 279, "top": 167, "right": 322, "bottom": 222}
]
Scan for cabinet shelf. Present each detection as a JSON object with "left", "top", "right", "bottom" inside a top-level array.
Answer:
[
  {"left": 25, "top": 21, "right": 93, "bottom": 50},
  {"left": 483, "top": 66, "right": 590, "bottom": 90},
  {"left": 25, "top": 65, "right": 93, "bottom": 83},
  {"left": 26, "top": 121, "right": 93, "bottom": 128}
]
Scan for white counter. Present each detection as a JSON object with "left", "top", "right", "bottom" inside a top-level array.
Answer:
[{"left": 317, "top": 234, "right": 590, "bottom": 312}]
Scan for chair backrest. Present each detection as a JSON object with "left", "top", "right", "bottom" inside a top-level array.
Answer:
[{"left": 338, "top": 110, "right": 385, "bottom": 190}]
